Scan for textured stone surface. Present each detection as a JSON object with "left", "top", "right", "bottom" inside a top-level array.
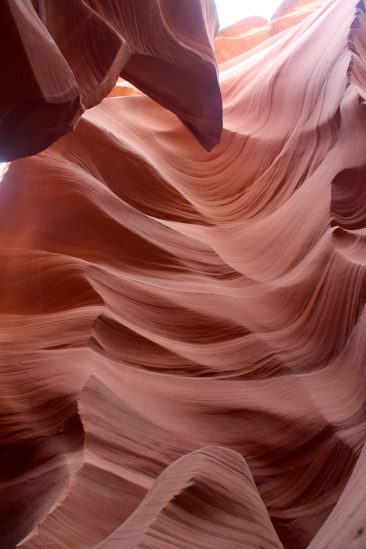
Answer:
[
  {"left": 0, "top": 0, "right": 222, "bottom": 161},
  {"left": 1, "top": 0, "right": 366, "bottom": 548}
]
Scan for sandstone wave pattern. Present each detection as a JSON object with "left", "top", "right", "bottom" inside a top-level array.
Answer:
[
  {"left": 0, "top": 0, "right": 222, "bottom": 160},
  {"left": 1, "top": 0, "right": 366, "bottom": 548}
]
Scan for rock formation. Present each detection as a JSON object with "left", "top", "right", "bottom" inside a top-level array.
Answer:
[
  {"left": 0, "top": 0, "right": 222, "bottom": 161},
  {"left": 1, "top": 0, "right": 366, "bottom": 547}
]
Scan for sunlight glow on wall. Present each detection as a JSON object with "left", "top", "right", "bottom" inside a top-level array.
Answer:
[
  {"left": 0, "top": 163, "right": 8, "bottom": 178},
  {"left": 215, "top": 0, "right": 282, "bottom": 28}
]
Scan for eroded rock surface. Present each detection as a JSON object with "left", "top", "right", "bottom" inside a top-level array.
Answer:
[
  {"left": 0, "top": 0, "right": 222, "bottom": 161},
  {"left": 1, "top": 0, "right": 366, "bottom": 548}
]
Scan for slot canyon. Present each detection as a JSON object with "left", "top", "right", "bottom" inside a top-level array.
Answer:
[{"left": 1, "top": 0, "right": 366, "bottom": 547}]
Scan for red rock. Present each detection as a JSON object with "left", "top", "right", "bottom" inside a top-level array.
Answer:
[
  {"left": 1, "top": 0, "right": 366, "bottom": 548},
  {"left": 0, "top": 0, "right": 222, "bottom": 161}
]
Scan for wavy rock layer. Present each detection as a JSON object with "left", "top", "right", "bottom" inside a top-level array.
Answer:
[
  {"left": 308, "top": 441, "right": 366, "bottom": 548},
  {"left": 0, "top": 0, "right": 221, "bottom": 161},
  {"left": 96, "top": 447, "right": 283, "bottom": 549},
  {"left": 1, "top": 0, "right": 366, "bottom": 548}
]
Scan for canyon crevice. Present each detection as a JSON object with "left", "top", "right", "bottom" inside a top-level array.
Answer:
[{"left": 1, "top": 0, "right": 366, "bottom": 548}]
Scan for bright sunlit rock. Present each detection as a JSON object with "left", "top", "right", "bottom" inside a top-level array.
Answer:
[
  {"left": 0, "top": 163, "right": 8, "bottom": 178},
  {"left": 215, "top": 0, "right": 282, "bottom": 28}
]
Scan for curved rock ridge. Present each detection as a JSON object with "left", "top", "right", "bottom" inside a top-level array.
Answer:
[
  {"left": 95, "top": 447, "right": 283, "bottom": 549},
  {"left": 1, "top": 0, "right": 366, "bottom": 547},
  {"left": 308, "top": 441, "right": 366, "bottom": 548},
  {"left": 0, "top": 0, "right": 222, "bottom": 162}
]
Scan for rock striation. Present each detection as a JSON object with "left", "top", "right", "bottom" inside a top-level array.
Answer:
[
  {"left": 0, "top": 0, "right": 222, "bottom": 161},
  {"left": 1, "top": 0, "right": 366, "bottom": 548}
]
